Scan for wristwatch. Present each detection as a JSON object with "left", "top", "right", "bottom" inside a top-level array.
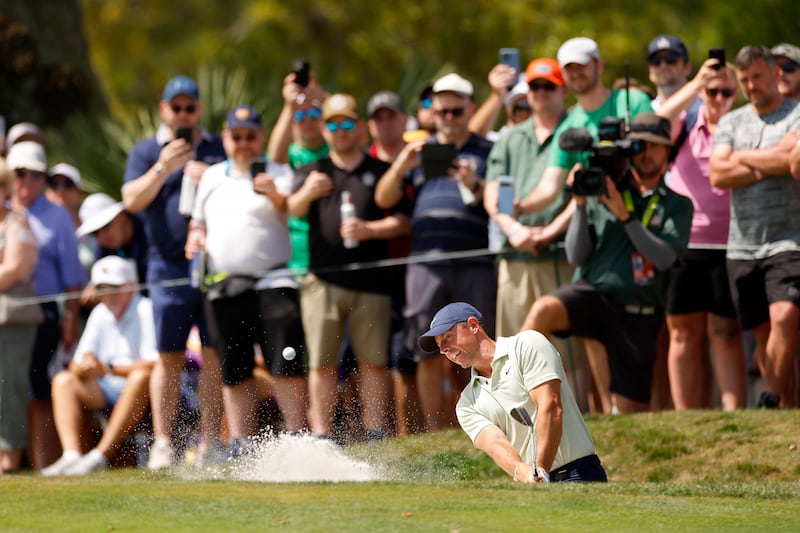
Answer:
[{"left": 154, "top": 162, "right": 165, "bottom": 177}]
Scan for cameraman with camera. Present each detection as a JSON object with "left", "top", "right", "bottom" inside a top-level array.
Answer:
[{"left": 524, "top": 113, "right": 693, "bottom": 413}]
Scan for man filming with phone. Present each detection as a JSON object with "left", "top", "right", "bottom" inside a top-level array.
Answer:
[
  {"left": 122, "top": 75, "right": 226, "bottom": 468},
  {"left": 524, "top": 113, "right": 693, "bottom": 413},
  {"left": 375, "top": 73, "right": 495, "bottom": 432}
]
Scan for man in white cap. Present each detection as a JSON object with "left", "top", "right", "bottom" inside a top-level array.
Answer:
[
  {"left": 517, "top": 37, "right": 654, "bottom": 217},
  {"left": 5, "top": 122, "right": 45, "bottom": 150},
  {"left": 7, "top": 141, "right": 87, "bottom": 469},
  {"left": 376, "top": 73, "right": 496, "bottom": 432},
  {"left": 42, "top": 256, "right": 158, "bottom": 476},
  {"left": 46, "top": 163, "right": 83, "bottom": 228}
]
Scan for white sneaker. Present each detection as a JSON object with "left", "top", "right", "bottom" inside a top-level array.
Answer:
[
  {"left": 63, "top": 449, "right": 108, "bottom": 476},
  {"left": 41, "top": 451, "right": 82, "bottom": 477},
  {"left": 147, "top": 438, "right": 174, "bottom": 470}
]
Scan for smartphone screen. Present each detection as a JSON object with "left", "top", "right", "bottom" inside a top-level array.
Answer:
[
  {"left": 176, "top": 127, "right": 193, "bottom": 144},
  {"left": 421, "top": 143, "right": 457, "bottom": 179},
  {"left": 292, "top": 60, "right": 310, "bottom": 87},
  {"left": 708, "top": 48, "right": 726, "bottom": 70},
  {"left": 250, "top": 160, "right": 266, "bottom": 177},
  {"left": 497, "top": 175, "right": 515, "bottom": 215},
  {"left": 499, "top": 48, "right": 521, "bottom": 91}
]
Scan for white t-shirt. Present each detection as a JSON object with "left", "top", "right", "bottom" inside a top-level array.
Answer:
[
  {"left": 73, "top": 293, "right": 158, "bottom": 393},
  {"left": 192, "top": 159, "right": 295, "bottom": 285},
  {"left": 456, "top": 331, "right": 597, "bottom": 470}
]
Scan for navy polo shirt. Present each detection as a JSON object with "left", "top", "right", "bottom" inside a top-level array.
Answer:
[{"left": 123, "top": 126, "right": 225, "bottom": 266}]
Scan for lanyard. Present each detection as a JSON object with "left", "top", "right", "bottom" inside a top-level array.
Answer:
[{"left": 622, "top": 189, "right": 660, "bottom": 227}]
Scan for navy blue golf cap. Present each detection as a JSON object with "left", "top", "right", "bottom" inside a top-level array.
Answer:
[
  {"left": 418, "top": 302, "right": 483, "bottom": 353},
  {"left": 647, "top": 34, "right": 689, "bottom": 62},
  {"left": 224, "top": 105, "right": 262, "bottom": 130},
  {"left": 163, "top": 75, "right": 200, "bottom": 102}
]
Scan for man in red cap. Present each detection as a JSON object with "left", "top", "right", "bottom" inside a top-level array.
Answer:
[{"left": 481, "top": 58, "right": 590, "bottom": 409}]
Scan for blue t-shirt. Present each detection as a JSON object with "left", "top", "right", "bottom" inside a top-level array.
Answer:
[
  {"left": 123, "top": 128, "right": 225, "bottom": 265},
  {"left": 26, "top": 194, "right": 87, "bottom": 296}
]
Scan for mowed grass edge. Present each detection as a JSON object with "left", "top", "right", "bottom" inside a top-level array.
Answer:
[{"left": 1, "top": 410, "right": 798, "bottom": 532}]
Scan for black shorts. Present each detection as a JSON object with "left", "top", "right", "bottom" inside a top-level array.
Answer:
[
  {"left": 551, "top": 281, "right": 663, "bottom": 404},
  {"left": 666, "top": 248, "right": 737, "bottom": 317},
  {"left": 208, "top": 287, "right": 307, "bottom": 385},
  {"left": 727, "top": 251, "right": 800, "bottom": 330}
]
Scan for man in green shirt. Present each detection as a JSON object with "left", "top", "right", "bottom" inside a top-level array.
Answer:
[
  {"left": 518, "top": 37, "right": 654, "bottom": 218},
  {"left": 483, "top": 58, "right": 590, "bottom": 411},
  {"left": 524, "top": 113, "right": 693, "bottom": 414}
]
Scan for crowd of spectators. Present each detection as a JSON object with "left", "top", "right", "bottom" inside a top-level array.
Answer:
[{"left": 1, "top": 34, "right": 799, "bottom": 476}]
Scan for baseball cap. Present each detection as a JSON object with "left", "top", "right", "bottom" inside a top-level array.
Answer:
[
  {"left": 432, "top": 73, "right": 474, "bottom": 98},
  {"left": 162, "top": 75, "right": 200, "bottom": 102},
  {"left": 771, "top": 43, "right": 800, "bottom": 65},
  {"left": 76, "top": 193, "right": 126, "bottom": 238},
  {"left": 90, "top": 255, "right": 138, "bottom": 286},
  {"left": 418, "top": 302, "right": 484, "bottom": 353},
  {"left": 322, "top": 93, "right": 359, "bottom": 121},
  {"left": 48, "top": 163, "right": 82, "bottom": 189},
  {"left": 647, "top": 34, "right": 689, "bottom": 62},
  {"left": 525, "top": 58, "right": 565, "bottom": 86},
  {"left": 504, "top": 78, "right": 529, "bottom": 107},
  {"left": 6, "top": 141, "right": 47, "bottom": 173},
  {"left": 627, "top": 113, "right": 673, "bottom": 146},
  {"left": 557, "top": 37, "right": 600, "bottom": 68},
  {"left": 6, "top": 122, "right": 44, "bottom": 147},
  {"left": 367, "top": 91, "right": 404, "bottom": 117},
  {"left": 223, "top": 105, "right": 262, "bottom": 130}
]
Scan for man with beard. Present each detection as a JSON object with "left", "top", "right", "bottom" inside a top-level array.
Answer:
[
  {"left": 524, "top": 113, "right": 693, "bottom": 414},
  {"left": 516, "top": 37, "right": 654, "bottom": 217},
  {"left": 710, "top": 45, "right": 800, "bottom": 408}
]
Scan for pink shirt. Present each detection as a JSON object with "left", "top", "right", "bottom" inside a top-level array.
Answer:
[{"left": 668, "top": 106, "right": 731, "bottom": 246}]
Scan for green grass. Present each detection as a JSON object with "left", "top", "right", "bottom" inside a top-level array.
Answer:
[{"left": 2, "top": 410, "right": 799, "bottom": 532}]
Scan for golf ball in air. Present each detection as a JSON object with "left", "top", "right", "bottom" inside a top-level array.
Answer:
[{"left": 282, "top": 347, "right": 296, "bottom": 361}]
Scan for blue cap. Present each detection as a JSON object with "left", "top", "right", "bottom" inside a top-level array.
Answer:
[
  {"left": 647, "top": 34, "right": 689, "bottom": 62},
  {"left": 223, "top": 105, "right": 262, "bottom": 130},
  {"left": 162, "top": 75, "right": 199, "bottom": 102},
  {"left": 418, "top": 302, "right": 483, "bottom": 353}
]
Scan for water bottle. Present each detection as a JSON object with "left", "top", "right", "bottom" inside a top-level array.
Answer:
[
  {"left": 178, "top": 173, "right": 197, "bottom": 216},
  {"left": 340, "top": 191, "right": 358, "bottom": 249}
]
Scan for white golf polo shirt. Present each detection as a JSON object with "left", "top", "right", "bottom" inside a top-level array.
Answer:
[{"left": 456, "top": 331, "right": 596, "bottom": 470}]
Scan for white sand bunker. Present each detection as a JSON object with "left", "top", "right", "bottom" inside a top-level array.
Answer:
[{"left": 216, "top": 433, "right": 383, "bottom": 483}]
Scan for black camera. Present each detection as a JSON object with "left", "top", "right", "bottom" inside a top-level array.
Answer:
[{"left": 558, "top": 117, "right": 643, "bottom": 196}]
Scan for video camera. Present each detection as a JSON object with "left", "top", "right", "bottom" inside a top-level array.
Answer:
[{"left": 558, "top": 117, "right": 643, "bottom": 196}]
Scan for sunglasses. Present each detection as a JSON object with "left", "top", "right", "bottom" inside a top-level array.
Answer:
[
  {"left": 47, "top": 178, "right": 77, "bottom": 190},
  {"left": 14, "top": 168, "right": 46, "bottom": 180},
  {"left": 779, "top": 62, "right": 798, "bottom": 73},
  {"left": 705, "top": 87, "right": 736, "bottom": 98},
  {"left": 435, "top": 107, "right": 466, "bottom": 118},
  {"left": 649, "top": 54, "right": 681, "bottom": 66},
  {"left": 325, "top": 119, "right": 357, "bottom": 132},
  {"left": 171, "top": 104, "right": 197, "bottom": 114},
  {"left": 529, "top": 81, "right": 557, "bottom": 92},
  {"left": 419, "top": 98, "right": 433, "bottom": 110},
  {"left": 231, "top": 133, "right": 257, "bottom": 142},
  {"left": 293, "top": 107, "right": 322, "bottom": 123},
  {"left": 512, "top": 103, "right": 532, "bottom": 114}
]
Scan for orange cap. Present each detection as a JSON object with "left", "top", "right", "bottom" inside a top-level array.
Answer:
[{"left": 525, "top": 58, "right": 564, "bottom": 86}]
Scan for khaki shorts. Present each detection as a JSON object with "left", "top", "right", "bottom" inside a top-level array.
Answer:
[
  {"left": 300, "top": 273, "right": 391, "bottom": 369},
  {"left": 496, "top": 258, "right": 586, "bottom": 370}
]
